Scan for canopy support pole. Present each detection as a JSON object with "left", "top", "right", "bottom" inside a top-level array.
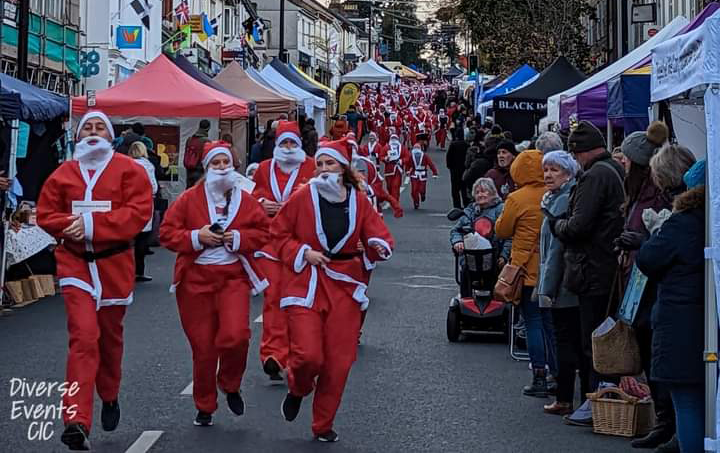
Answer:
[
  {"left": 0, "top": 119, "right": 20, "bottom": 304},
  {"left": 606, "top": 118, "right": 613, "bottom": 150}
]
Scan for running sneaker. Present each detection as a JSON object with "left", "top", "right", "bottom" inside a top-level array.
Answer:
[
  {"left": 227, "top": 392, "right": 245, "bottom": 416},
  {"left": 101, "top": 400, "right": 120, "bottom": 431},
  {"left": 281, "top": 393, "right": 303, "bottom": 421},
  {"left": 263, "top": 357, "right": 284, "bottom": 385},
  {"left": 315, "top": 430, "right": 340, "bottom": 442},
  {"left": 61, "top": 423, "right": 91, "bottom": 451},
  {"left": 194, "top": 411, "right": 213, "bottom": 427}
]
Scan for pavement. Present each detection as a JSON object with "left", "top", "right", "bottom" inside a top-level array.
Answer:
[{"left": 0, "top": 146, "right": 636, "bottom": 452}]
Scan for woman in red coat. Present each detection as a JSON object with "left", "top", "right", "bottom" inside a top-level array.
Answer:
[
  {"left": 159, "top": 141, "right": 270, "bottom": 427},
  {"left": 272, "top": 138, "right": 394, "bottom": 442}
]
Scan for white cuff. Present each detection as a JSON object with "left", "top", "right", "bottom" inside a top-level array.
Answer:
[
  {"left": 82, "top": 212, "right": 94, "bottom": 241},
  {"left": 224, "top": 230, "right": 241, "bottom": 252},
  {"left": 368, "top": 237, "right": 392, "bottom": 260},
  {"left": 190, "top": 230, "right": 203, "bottom": 251},
  {"left": 294, "top": 244, "right": 312, "bottom": 272}
]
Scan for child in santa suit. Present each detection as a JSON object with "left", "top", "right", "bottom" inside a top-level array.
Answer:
[
  {"left": 379, "top": 133, "right": 409, "bottom": 202},
  {"left": 407, "top": 142, "right": 439, "bottom": 209},
  {"left": 37, "top": 111, "right": 153, "bottom": 451},
  {"left": 273, "top": 138, "right": 394, "bottom": 442},
  {"left": 159, "top": 142, "right": 270, "bottom": 427},
  {"left": 251, "top": 121, "right": 315, "bottom": 383}
]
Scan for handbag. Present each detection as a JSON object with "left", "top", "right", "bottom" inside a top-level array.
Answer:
[
  {"left": 592, "top": 262, "right": 643, "bottom": 376},
  {"left": 494, "top": 236, "right": 539, "bottom": 305}
]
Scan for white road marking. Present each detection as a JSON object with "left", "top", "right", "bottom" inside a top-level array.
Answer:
[
  {"left": 427, "top": 213, "right": 448, "bottom": 217},
  {"left": 125, "top": 431, "right": 163, "bottom": 453},
  {"left": 181, "top": 381, "right": 193, "bottom": 395},
  {"left": 406, "top": 275, "right": 455, "bottom": 281},
  {"left": 393, "top": 283, "right": 457, "bottom": 291},
  {"left": 254, "top": 314, "right": 263, "bottom": 323}
]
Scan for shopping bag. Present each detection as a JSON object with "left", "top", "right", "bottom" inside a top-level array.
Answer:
[
  {"left": 592, "top": 317, "right": 643, "bottom": 376},
  {"left": 5, "top": 281, "right": 24, "bottom": 304}
]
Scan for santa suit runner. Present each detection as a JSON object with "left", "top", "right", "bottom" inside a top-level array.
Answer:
[
  {"left": 251, "top": 157, "right": 315, "bottom": 369},
  {"left": 159, "top": 182, "right": 270, "bottom": 413},
  {"left": 382, "top": 141, "right": 406, "bottom": 202},
  {"left": 37, "top": 153, "right": 153, "bottom": 429},
  {"left": 271, "top": 184, "right": 393, "bottom": 435},
  {"left": 409, "top": 148, "right": 438, "bottom": 208}
]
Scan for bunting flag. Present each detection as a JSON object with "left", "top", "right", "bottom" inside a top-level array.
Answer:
[
  {"left": 130, "top": 0, "right": 152, "bottom": 30},
  {"left": 174, "top": 0, "right": 189, "bottom": 25}
]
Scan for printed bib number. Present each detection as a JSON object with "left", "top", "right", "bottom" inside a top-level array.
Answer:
[{"left": 72, "top": 200, "right": 111, "bottom": 215}]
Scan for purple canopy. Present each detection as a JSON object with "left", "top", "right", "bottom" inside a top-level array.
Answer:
[{"left": 559, "top": 2, "right": 720, "bottom": 129}]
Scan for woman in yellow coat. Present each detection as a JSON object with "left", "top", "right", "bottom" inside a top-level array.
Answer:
[{"left": 495, "top": 149, "right": 556, "bottom": 397}]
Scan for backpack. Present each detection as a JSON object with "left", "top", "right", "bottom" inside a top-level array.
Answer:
[{"left": 184, "top": 135, "right": 206, "bottom": 170}]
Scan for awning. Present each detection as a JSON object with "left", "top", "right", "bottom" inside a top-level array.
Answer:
[
  {"left": 340, "top": 59, "right": 395, "bottom": 84},
  {"left": 289, "top": 63, "right": 336, "bottom": 100},
  {"left": 0, "top": 72, "right": 68, "bottom": 122},
  {"left": 481, "top": 64, "right": 538, "bottom": 102},
  {"left": 214, "top": 62, "right": 296, "bottom": 115}
]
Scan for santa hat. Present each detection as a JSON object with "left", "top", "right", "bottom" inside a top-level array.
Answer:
[
  {"left": 202, "top": 141, "right": 233, "bottom": 168},
  {"left": 315, "top": 138, "right": 351, "bottom": 166},
  {"left": 76, "top": 110, "right": 115, "bottom": 140},
  {"left": 275, "top": 121, "right": 302, "bottom": 147}
]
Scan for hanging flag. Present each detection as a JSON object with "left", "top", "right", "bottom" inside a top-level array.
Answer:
[
  {"left": 252, "top": 19, "right": 265, "bottom": 45},
  {"left": 202, "top": 13, "right": 216, "bottom": 37},
  {"left": 130, "top": 0, "right": 152, "bottom": 30},
  {"left": 180, "top": 24, "right": 191, "bottom": 49},
  {"left": 209, "top": 14, "right": 220, "bottom": 36},
  {"left": 174, "top": 0, "right": 189, "bottom": 25}
]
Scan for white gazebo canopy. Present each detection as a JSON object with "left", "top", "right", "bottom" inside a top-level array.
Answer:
[{"left": 341, "top": 59, "right": 395, "bottom": 84}]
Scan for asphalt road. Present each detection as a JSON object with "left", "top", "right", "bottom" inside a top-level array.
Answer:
[{"left": 0, "top": 147, "right": 636, "bottom": 452}]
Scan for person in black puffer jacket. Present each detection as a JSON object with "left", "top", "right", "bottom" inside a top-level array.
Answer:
[
  {"left": 446, "top": 129, "right": 470, "bottom": 208},
  {"left": 636, "top": 160, "right": 705, "bottom": 453},
  {"left": 462, "top": 144, "right": 495, "bottom": 198}
]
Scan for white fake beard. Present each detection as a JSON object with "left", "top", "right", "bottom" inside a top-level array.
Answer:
[
  {"left": 74, "top": 136, "right": 113, "bottom": 169},
  {"left": 273, "top": 145, "right": 306, "bottom": 173},
  {"left": 206, "top": 168, "right": 238, "bottom": 205},
  {"left": 310, "top": 172, "right": 345, "bottom": 203}
]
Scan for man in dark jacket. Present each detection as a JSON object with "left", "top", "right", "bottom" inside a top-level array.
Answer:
[
  {"left": 446, "top": 129, "right": 470, "bottom": 208},
  {"left": 345, "top": 105, "right": 365, "bottom": 137},
  {"left": 549, "top": 121, "right": 625, "bottom": 405},
  {"left": 301, "top": 118, "right": 319, "bottom": 157}
]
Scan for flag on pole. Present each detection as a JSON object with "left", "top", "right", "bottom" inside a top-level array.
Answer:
[
  {"left": 475, "top": 72, "right": 484, "bottom": 116},
  {"left": 130, "top": 0, "right": 152, "bottom": 30},
  {"left": 174, "top": 0, "right": 189, "bottom": 25},
  {"left": 202, "top": 13, "right": 216, "bottom": 37}
]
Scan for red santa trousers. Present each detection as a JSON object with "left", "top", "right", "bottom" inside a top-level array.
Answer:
[
  {"left": 258, "top": 258, "right": 289, "bottom": 368},
  {"left": 435, "top": 128, "right": 447, "bottom": 149},
  {"left": 62, "top": 287, "right": 126, "bottom": 430},
  {"left": 410, "top": 178, "right": 428, "bottom": 207},
  {"left": 285, "top": 284, "right": 362, "bottom": 435},
  {"left": 385, "top": 173, "right": 403, "bottom": 203},
  {"left": 176, "top": 263, "right": 251, "bottom": 414}
]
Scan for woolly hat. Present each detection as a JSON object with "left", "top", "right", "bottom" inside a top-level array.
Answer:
[
  {"left": 76, "top": 111, "right": 115, "bottom": 140},
  {"left": 202, "top": 141, "right": 233, "bottom": 168},
  {"left": 543, "top": 150, "right": 580, "bottom": 176},
  {"left": 683, "top": 159, "right": 706, "bottom": 189},
  {"left": 621, "top": 131, "right": 656, "bottom": 166},
  {"left": 275, "top": 121, "right": 302, "bottom": 147},
  {"left": 496, "top": 139, "right": 519, "bottom": 156},
  {"left": 315, "top": 138, "right": 351, "bottom": 166},
  {"left": 568, "top": 121, "right": 606, "bottom": 154}
]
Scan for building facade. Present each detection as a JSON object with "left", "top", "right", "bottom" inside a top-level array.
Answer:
[{"left": 1, "top": 0, "right": 83, "bottom": 95}]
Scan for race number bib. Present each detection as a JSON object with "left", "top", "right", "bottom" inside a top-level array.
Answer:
[{"left": 72, "top": 200, "right": 111, "bottom": 215}]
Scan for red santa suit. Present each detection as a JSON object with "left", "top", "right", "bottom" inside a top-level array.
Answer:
[
  {"left": 358, "top": 133, "right": 382, "bottom": 163},
  {"left": 36, "top": 111, "right": 153, "bottom": 439},
  {"left": 435, "top": 109, "right": 450, "bottom": 149},
  {"left": 251, "top": 122, "right": 315, "bottom": 376},
  {"left": 159, "top": 142, "right": 270, "bottom": 417},
  {"left": 353, "top": 155, "right": 403, "bottom": 219},
  {"left": 272, "top": 139, "right": 394, "bottom": 438},
  {"left": 379, "top": 135, "right": 409, "bottom": 202},
  {"left": 407, "top": 144, "right": 439, "bottom": 209}
]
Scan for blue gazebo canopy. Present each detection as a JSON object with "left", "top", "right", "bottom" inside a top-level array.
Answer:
[
  {"left": 607, "top": 71, "right": 651, "bottom": 134},
  {"left": 481, "top": 64, "right": 538, "bottom": 102},
  {"left": 0, "top": 73, "right": 68, "bottom": 122}
]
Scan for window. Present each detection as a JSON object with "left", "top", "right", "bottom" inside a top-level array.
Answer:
[
  {"left": 210, "top": 0, "right": 216, "bottom": 19},
  {"left": 46, "top": 0, "right": 65, "bottom": 21},
  {"left": 30, "top": 0, "right": 41, "bottom": 13},
  {"left": 224, "top": 7, "right": 232, "bottom": 38}
]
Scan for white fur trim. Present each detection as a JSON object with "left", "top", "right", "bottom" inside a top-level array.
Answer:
[
  {"left": 224, "top": 230, "right": 240, "bottom": 252},
  {"left": 82, "top": 212, "right": 93, "bottom": 241},
  {"left": 368, "top": 237, "right": 392, "bottom": 260},
  {"left": 315, "top": 147, "right": 349, "bottom": 166},
  {"left": 276, "top": 131, "right": 302, "bottom": 147},
  {"left": 254, "top": 251, "right": 280, "bottom": 261},
  {"left": 191, "top": 229, "right": 203, "bottom": 251},
  {"left": 280, "top": 265, "right": 318, "bottom": 308},
  {"left": 76, "top": 111, "right": 115, "bottom": 140},
  {"left": 294, "top": 244, "right": 312, "bottom": 273},
  {"left": 202, "top": 147, "right": 233, "bottom": 169}
]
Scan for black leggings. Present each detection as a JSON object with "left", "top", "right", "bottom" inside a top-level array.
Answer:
[{"left": 134, "top": 231, "right": 152, "bottom": 276}]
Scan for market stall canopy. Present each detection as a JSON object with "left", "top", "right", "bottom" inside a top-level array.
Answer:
[
  {"left": 171, "top": 53, "right": 249, "bottom": 99},
  {"left": 607, "top": 66, "right": 651, "bottom": 133},
  {"left": 383, "top": 61, "right": 427, "bottom": 80},
  {"left": 0, "top": 73, "right": 68, "bottom": 122},
  {"left": 492, "top": 57, "right": 585, "bottom": 140},
  {"left": 547, "top": 15, "right": 689, "bottom": 124},
  {"left": 481, "top": 64, "right": 538, "bottom": 102},
  {"left": 72, "top": 54, "right": 250, "bottom": 118},
  {"left": 289, "top": 63, "right": 336, "bottom": 100},
  {"left": 444, "top": 66, "right": 464, "bottom": 78},
  {"left": 268, "top": 58, "right": 327, "bottom": 100},
  {"left": 214, "top": 62, "right": 296, "bottom": 115},
  {"left": 340, "top": 59, "right": 395, "bottom": 84},
  {"left": 258, "top": 64, "right": 326, "bottom": 111}
]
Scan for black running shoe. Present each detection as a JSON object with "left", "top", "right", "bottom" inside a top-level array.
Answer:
[
  {"left": 281, "top": 393, "right": 302, "bottom": 421},
  {"left": 315, "top": 430, "right": 340, "bottom": 442},
  {"left": 61, "top": 423, "right": 90, "bottom": 451},
  {"left": 227, "top": 392, "right": 245, "bottom": 416},
  {"left": 263, "top": 357, "right": 284, "bottom": 383},
  {"left": 193, "top": 411, "right": 213, "bottom": 427},
  {"left": 101, "top": 400, "right": 120, "bottom": 432}
]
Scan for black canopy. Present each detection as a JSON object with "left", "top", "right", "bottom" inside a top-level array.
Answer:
[
  {"left": 493, "top": 56, "right": 585, "bottom": 141},
  {"left": 269, "top": 58, "right": 327, "bottom": 100}
]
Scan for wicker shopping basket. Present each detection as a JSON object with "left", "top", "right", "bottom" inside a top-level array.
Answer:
[{"left": 587, "top": 386, "right": 654, "bottom": 437}]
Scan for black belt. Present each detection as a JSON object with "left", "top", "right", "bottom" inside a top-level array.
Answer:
[
  {"left": 323, "top": 252, "right": 362, "bottom": 261},
  {"left": 67, "top": 242, "right": 133, "bottom": 262}
]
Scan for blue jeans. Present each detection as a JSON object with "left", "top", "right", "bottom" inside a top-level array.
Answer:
[
  {"left": 668, "top": 383, "right": 704, "bottom": 453},
  {"left": 520, "top": 286, "right": 557, "bottom": 375}
]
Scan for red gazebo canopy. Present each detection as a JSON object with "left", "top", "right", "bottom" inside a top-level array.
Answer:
[{"left": 73, "top": 54, "right": 249, "bottom": 119}]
